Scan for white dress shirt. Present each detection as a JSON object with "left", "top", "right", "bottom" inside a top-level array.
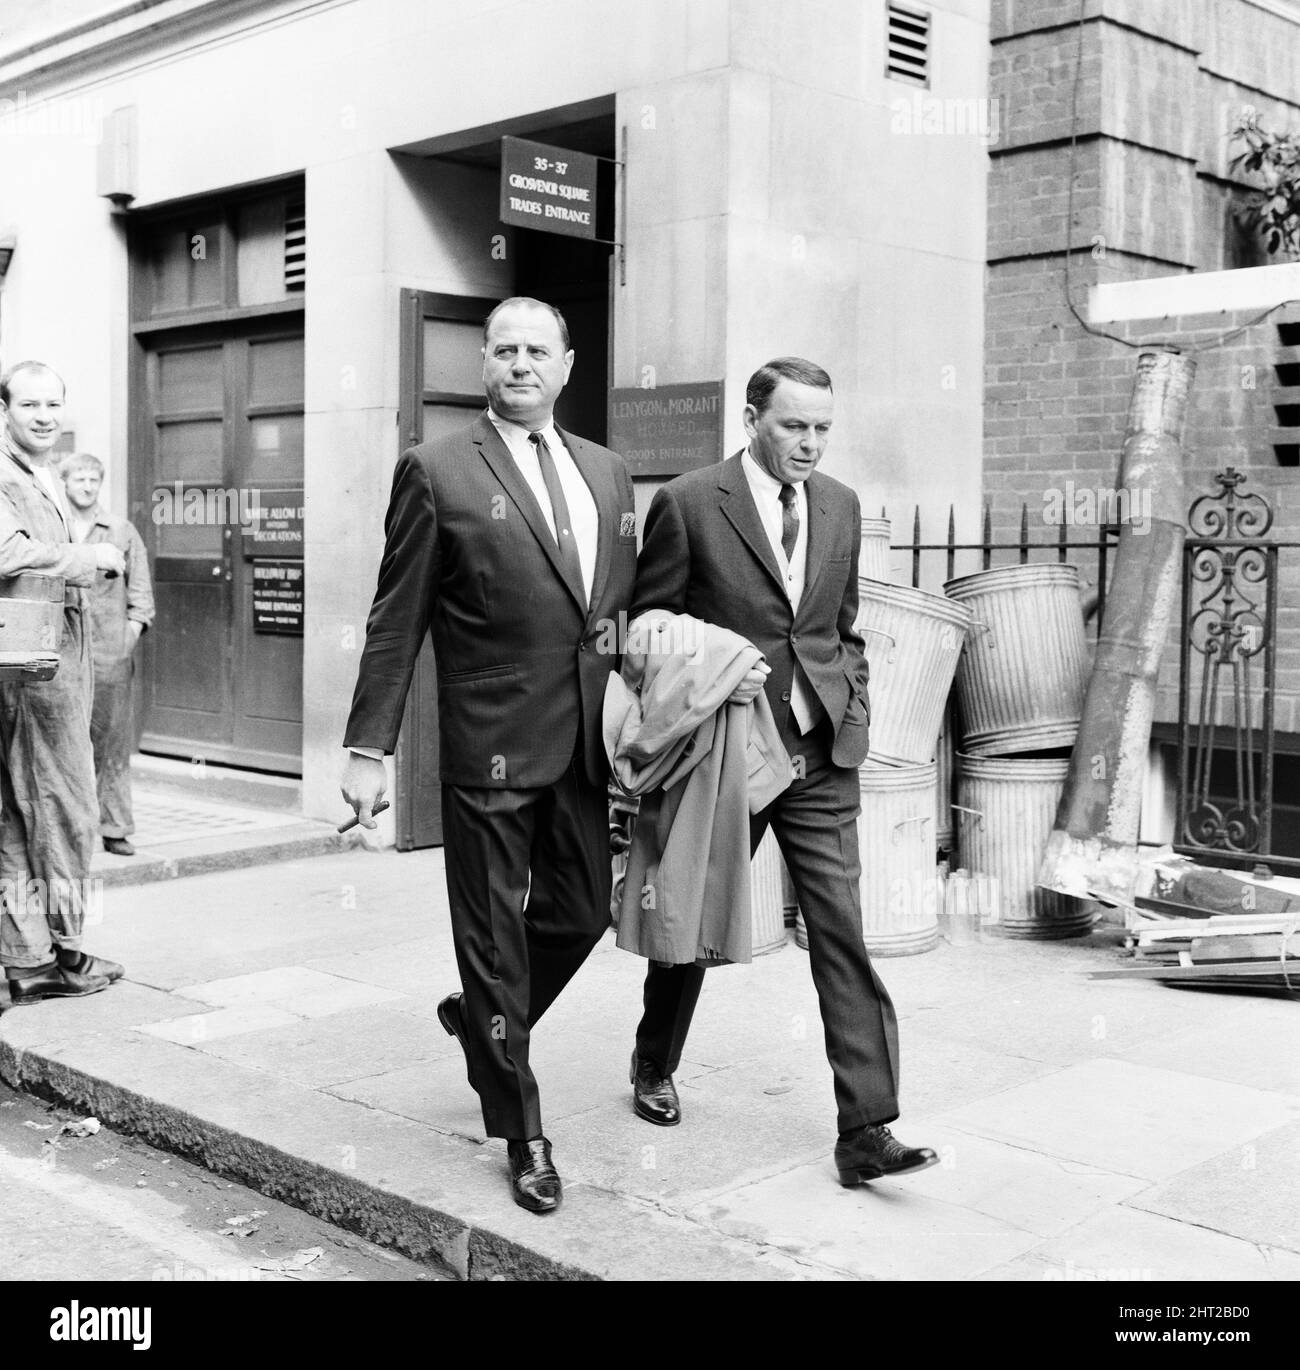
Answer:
[
  {"left": 740, "top": 449, "right": 821, "bottom": 734},
  {"left": 487, "top": 410, "right": 599, "bottom": 604}
]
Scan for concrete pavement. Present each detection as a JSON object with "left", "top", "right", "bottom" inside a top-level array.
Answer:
[
  {"left": 2, "top": 776, "right": 1298, "bottom": 1280},
  {"left": 86, "top": 755, "right": 346, "bottom": 889}
]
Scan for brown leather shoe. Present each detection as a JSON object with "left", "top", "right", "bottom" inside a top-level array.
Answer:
[
  {"left": 57, "top": 946, "right": 125, "bottom": 983},
  {"left": 835, "top": 1124, "right": 938, "bottom": 1185},
  {"left": 630, "top": 1049, "right": 681, "bottom": 1126},
  {"left": 506, "top": 1137, "right": 562, "bottom": 1213},
  {"left": 8, "top": 963, "right": 110, "bottom": 1006}
]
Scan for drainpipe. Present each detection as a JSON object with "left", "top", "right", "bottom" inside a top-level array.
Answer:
[{"left": 1037, "top": 347, "right": 1196, "bottom": 906}]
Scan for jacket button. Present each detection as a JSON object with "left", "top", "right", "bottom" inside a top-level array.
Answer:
[
  {"left": 790, "top": 634, "right": 798, "bottom": 645},
  {"left": 780, "top": 691, "right": 791, "bottom": 702}
]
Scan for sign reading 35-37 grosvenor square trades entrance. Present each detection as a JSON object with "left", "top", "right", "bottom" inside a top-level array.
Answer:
[
  {"left": 499, "top": 136, "right": 598, "bottom": 240},
  {"left": 608, "top": 382, "right": 725, "bottom": 477}
]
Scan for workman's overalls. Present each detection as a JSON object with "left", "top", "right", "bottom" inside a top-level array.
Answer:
[
  {"left": 0, "top": 438, "right": 100, "bottom": 969},
  {"left": 79, "top": 509, "right": 154, "bottom": 841}
]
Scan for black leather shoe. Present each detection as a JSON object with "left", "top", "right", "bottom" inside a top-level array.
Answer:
[
  {"left": 7, "top": 964, "right": 110, "bottom": 1006},
  {"left": 103, "top": 837, "right": 135, "bottom": 857},
  {"left": 835, "top": 1124, "right": 939, "bottom": 1185},
  {"left": 57, "top": 946, "right": 125, "bottom": 983},
  {"left": 506, "top": 1137, "right": 562, "bottom": 1213},
  {"left": 437, "top": 992, "right": 477, "bottom": 1091},
  {"left": 630, "top": 1049, "right": 681, "bottom": 1126}
]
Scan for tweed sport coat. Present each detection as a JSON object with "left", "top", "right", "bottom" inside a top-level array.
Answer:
[
  {"left": 345, "top": 412, "right": 637, "bottom": 789},
  {"left": 630, "top": 452, "right": 871, "bottom": 768}
]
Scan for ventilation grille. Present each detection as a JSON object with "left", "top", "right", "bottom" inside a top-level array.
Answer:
[
  {"left": 284, "top": 199, "right": 306, "bottom": 293},
  {"left": 887, "top": 3, "right": 930, "bottom": 87}
]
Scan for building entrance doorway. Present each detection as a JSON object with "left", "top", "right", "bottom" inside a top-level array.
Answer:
[
  {"left": 392, "top": 120, "right": 614, "bottom": 847},
  {"left": 138, "top": 320, "right": 304, "bottom": 773},
  {"left": 129, "top": 182, "right": 307, "bottom": 776}
]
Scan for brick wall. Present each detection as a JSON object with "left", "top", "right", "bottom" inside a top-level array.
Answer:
[{"left": 985, "top": 0, "right": 1300, "bottom": 732}]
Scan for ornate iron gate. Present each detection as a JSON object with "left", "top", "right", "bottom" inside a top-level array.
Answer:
[{"left": 1176, "top": 467, "right": 1300, "bottom": 872}]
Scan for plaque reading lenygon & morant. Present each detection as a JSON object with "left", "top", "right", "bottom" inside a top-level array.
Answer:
[{"left": 608, "top": 382, "right": 725, "bottom": 477}]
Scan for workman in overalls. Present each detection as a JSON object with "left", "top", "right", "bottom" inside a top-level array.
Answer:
[
  {"left": 61, "top": 451, "right": 155, "bottom": 858},
  {"left": 0, "top": 362, "right": 127, "bottom": 1008}
]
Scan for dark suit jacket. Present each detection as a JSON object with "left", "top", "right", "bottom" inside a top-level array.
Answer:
[
  {"left": 631, "top": 453, "right": 870, "bottom": 768},
  {"left": 345, "top": 412, "right": 637, "bottom": 788}
]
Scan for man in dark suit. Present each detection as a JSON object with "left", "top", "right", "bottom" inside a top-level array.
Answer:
[
  {"left": 341, "top": 297, "right": 636, "bottom": 1212},
  {"left": 626, "top": 357, "right": 937, "bottom": 1185}
]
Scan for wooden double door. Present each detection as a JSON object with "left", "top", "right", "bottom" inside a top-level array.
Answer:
[{"left": 137, "top": 319, "right": 304, "bottom": 772}]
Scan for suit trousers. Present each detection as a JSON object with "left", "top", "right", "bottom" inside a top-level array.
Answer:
[
  {"left": 441, "top": 758, "right": 612, "bottom": 1139},
  {"left": 635, "top": 715, "right": 901, "bottom": 1133}
]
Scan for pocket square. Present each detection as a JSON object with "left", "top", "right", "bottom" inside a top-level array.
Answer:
[{"left": 620, "top": 512, "right": 636, "bottom": 537}]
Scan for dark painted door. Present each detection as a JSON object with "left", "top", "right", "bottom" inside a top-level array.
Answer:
[
  {"left": 141, "top": 323, "right": 304, "bottom": 772},
  {"left": 393, "top": 289, "right": 501, "bottom": 849}
]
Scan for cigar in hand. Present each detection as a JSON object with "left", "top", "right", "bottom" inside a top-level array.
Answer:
[{"left": 338, "top": 798, "right": 390, "bottom": 833}]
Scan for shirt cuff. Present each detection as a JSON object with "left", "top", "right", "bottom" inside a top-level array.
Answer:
[{"left": 347, "top": 746, "right": 385, "bottom": 761}]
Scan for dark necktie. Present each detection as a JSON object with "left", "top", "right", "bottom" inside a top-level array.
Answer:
[
  {"left": 529, "top": 430, "right": 586, "bottom": 608},
  {"left": 779, "top": 483, "right": 799, "bottom": 561}
]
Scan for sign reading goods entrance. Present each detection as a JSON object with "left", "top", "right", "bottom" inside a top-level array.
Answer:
[
  {"left": 608, "top": 382, "right": 725, "bottom": 477},
  {"left": 499, "top": 136, "right": 598, "bottom": 240}
]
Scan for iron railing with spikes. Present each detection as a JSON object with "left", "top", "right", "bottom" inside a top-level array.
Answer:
[{"left": 887, "top": 502, "right": 1119, "bottom": 626}]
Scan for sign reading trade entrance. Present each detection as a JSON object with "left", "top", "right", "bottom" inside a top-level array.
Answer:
[
  {"left": 252, "top": 560, "right": 303, "bottom": 636},
  {"left": 500, "top": 136, "right": 598, "bottom": 240}
]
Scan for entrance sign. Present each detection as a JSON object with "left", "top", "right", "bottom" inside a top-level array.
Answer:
[
  {"left": 608, "top": 382, "right": 725, "bottom": 477},
  {"left": 252, "top": 560, "right": 304, "bottom": 635},
  {"left": 242, "top": 487, "right": 304, "bottom": 558},
  {"left": 500, "top": 136, "right": 598, "bottom": 240}
]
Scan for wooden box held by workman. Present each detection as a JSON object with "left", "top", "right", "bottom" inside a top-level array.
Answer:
[{"left": 0, "top": 573, "right": 64, "bottom": 681}]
